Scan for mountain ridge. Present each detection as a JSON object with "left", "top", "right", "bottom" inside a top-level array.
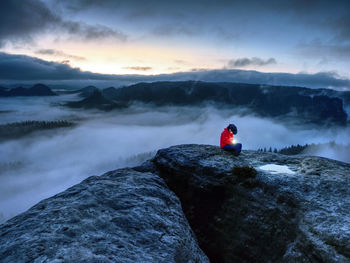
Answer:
[
  {"left": 0, "top": 83, "right": 56, "bottom": 97},
  {"left": 66, "top": 81, "right": 348, "bottom": 124}
]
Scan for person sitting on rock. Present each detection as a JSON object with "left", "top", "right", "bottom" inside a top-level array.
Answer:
[{"left": 220, "top": 123, "right": 242, "bottom": 155}]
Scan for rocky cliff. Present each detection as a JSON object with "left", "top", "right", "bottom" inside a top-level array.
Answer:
[
  {"left": 0, "top": 168, "right": 208, "bottom": 263},
  {"left": 1, "top": 144, "right": 350, "bottom": 263},
  {"left": 145, "top": 145, "right": 350, "bottom": 263}
]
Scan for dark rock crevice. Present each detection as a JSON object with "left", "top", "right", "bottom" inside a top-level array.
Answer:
[{"left": 154, "top": 153, "right": 300, "bottom": 262}]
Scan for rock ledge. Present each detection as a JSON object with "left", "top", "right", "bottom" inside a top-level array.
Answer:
[{"left": 1, "top": 144, "right": 350, "bottom": 263}]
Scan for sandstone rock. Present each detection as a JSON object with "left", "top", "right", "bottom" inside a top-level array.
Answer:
[
  {"left": 2, "top": 144, "right": 350, "bottom": 263},
  {"left": 0, "top": 168, "right": 209, "bottom": 263},
  {"left": 150, "top": 144, "right": 350, "bottom": 263}
]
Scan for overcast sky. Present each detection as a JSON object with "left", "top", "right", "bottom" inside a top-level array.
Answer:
[{"left": 0, "top": 0, "right": 350, "bottom": 86}]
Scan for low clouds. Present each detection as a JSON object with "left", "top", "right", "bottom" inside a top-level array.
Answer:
[
  {"left": 169, "top": 69, "right": 350, "bottom": 90},
  {"left": 227, "top": 57, "right": 277, "bottom": 68},
  {"left": 0, "top": 52, "right": 146, "bottom": 81},
  {"left": 0, "top": 52, "right": 349, "bottom": 90},
  {"left": 0, "top": 0, "right": 126, "bottom": 47},
  {"left": 123, "top": 66, "right": 153, "bottom": 71},
  {"left": 35, "top": 49, "right": 86, "bottom": 61},
  {"left": 0, "top": 52, "right": 110, "bottom": 80},
  {"left": 1, "top": 97, "right": 350, "bottom": 222}
]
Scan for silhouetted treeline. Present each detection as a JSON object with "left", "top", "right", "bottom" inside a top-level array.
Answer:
[
  {"left": 0, "top": 120, "right": 74, "bottom": 141},
  {"left": 257, "top": 147, "right": 279, "bottom": 153},
  {"left": 258, "top": 143, "right": 315, "bottom": 155},
  {"left": 278, "top": 144, "right": 311, "bottom": 155}
]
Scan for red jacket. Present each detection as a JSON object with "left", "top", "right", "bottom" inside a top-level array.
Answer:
[{"left": 220, "top": 128, "right": 233, "bottom": 148}]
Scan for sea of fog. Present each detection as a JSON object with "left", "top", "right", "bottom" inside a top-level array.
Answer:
[{"left": 0, "top": 94, "right": 350, "bottom": 223}]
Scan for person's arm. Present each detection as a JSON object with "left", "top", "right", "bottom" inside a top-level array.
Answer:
[{"left": 223, "top": 132, "right": 232, "bottom": 146}]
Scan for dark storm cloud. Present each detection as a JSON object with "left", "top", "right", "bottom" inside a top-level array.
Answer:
[
  {"left": 227, "top": 58, "right": 277, "bottom": 68},
  {"left": 58, "top": 0, "right": 122, "bottom": 11},
  {"left": 332, "top": 15, "right": 350, "bottom": 42},
  {"left": 54, "top": 0, "right": 350, "bottom": 44},
  {"left": 0, "top": 0, "right": 126, "bottom": 46},
  {"left": 0, "top": 0, "right": 59, "bottom": 46},
  {"left": 1, "top": 52, "right": 349, "bottom": 90},
  {"left": 57, "top": 0, "right": 248, "bottom": 40},
  {"left": 61, "top": 21, "right": 127, "bottom": 41},
  {"left": 2, "top": 0, "right": 347, "bottom": 47},
  {"left": 296, "top": 39, "right": 350, "bottom": 60},
  {"left": 57, "top": 0, "right": 308, "bottom": 14},
  {"left": 290, "top": 1, "right": 350, "bottom": 60},
  {"left": 35, "top": 49, "right": 87, "bottom": 61},
  {"left": 292, "top": 0, "right": 350, "bottom": 60},
  {"left": 55, "top": 0, "right": 349, "bottom": 21}
]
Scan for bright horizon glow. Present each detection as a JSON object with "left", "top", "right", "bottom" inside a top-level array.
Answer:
[{"left": 3, "top": 44, "right": 309, "bottom": 77}]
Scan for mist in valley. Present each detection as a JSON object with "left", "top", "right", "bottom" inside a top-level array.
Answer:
[{"left": 0, "top": 94, "right": 350, "bottom": 223}]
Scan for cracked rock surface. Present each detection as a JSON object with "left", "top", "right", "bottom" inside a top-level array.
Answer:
[{"left": 0, "top": 168, "right": 208, "bottom": 263}]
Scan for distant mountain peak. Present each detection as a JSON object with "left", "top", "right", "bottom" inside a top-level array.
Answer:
[{"left": 0, "top": 84, "right": 56, "bottom": 97}]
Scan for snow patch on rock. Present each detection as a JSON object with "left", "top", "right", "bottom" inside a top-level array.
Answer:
[{"left": 258, "top": 164, "right": 296, "bottom": 174}]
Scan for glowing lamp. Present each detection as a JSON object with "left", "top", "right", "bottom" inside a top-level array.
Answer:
[{"left": 232, "top": 139, "right": 237, "bottom": 144}]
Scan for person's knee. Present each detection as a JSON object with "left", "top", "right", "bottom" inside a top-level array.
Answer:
[
  {"left": 223, "top": 144, "right": 242, "bottom": 153},
  {"left": 223, "top": 144, "right": 234, "bottom": 151}
]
